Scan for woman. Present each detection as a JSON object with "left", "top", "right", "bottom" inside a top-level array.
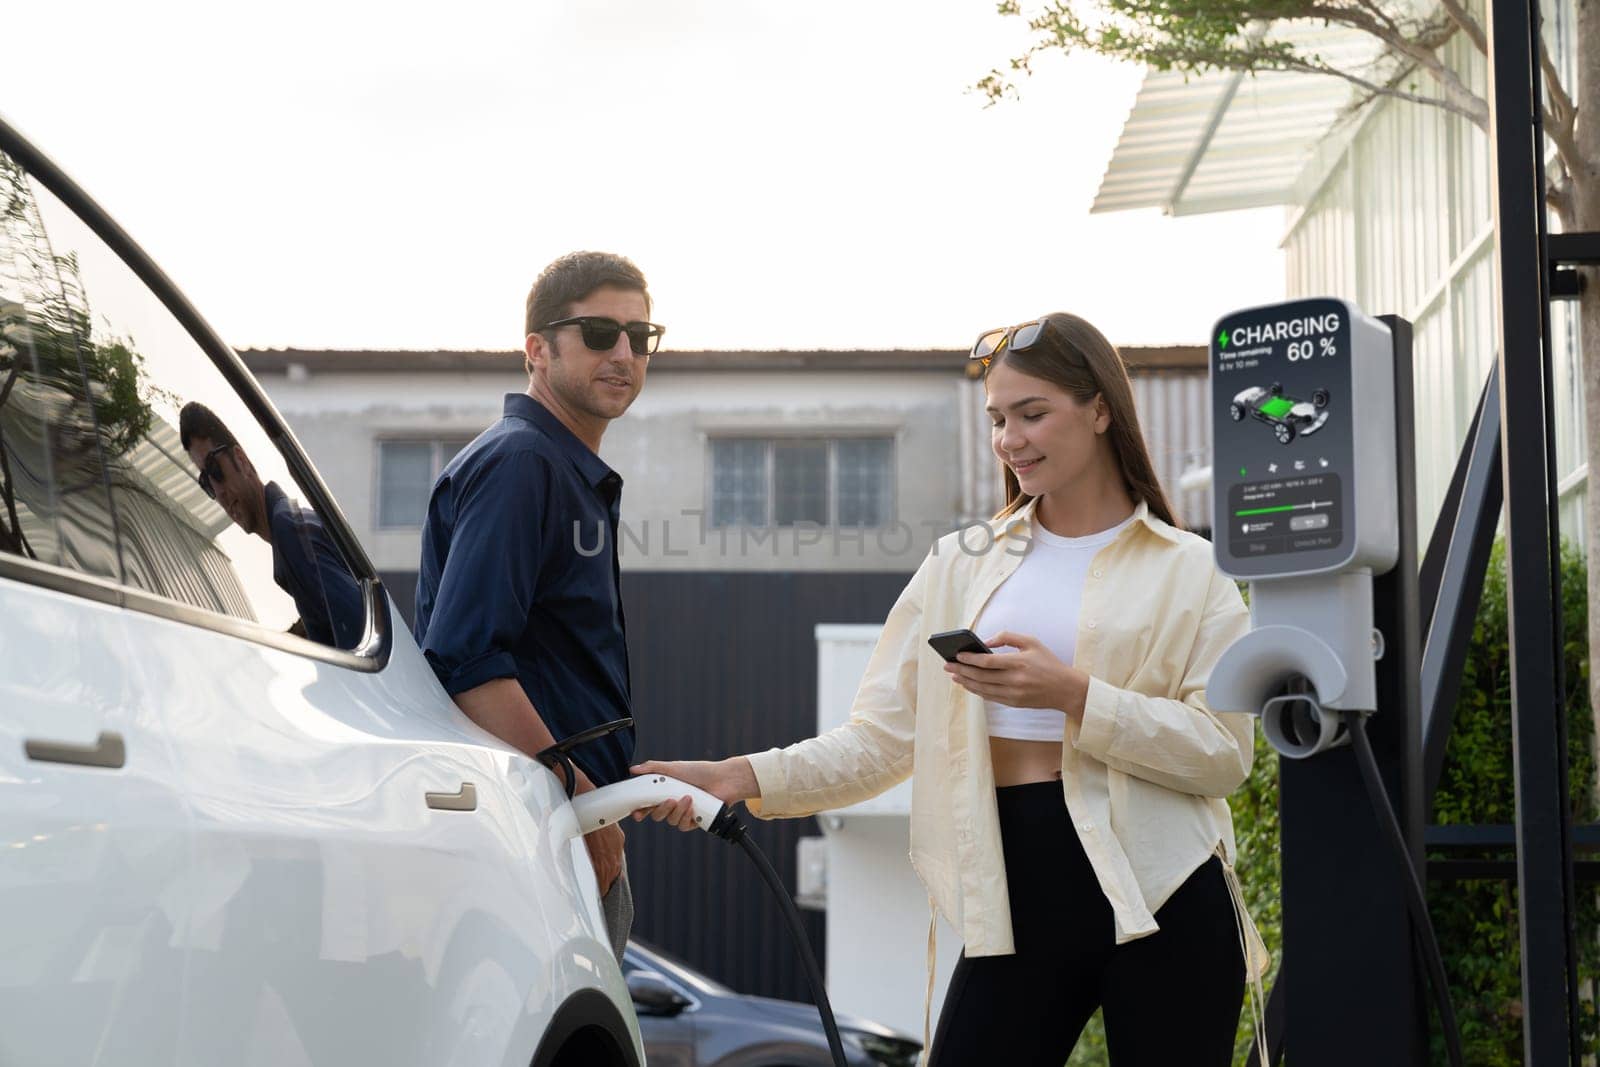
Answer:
[{"left": 634, "top": 312, "right": 1267, "bottom": 1066}]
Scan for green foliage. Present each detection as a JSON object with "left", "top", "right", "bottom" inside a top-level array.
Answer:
[
  {"left": 0, "top": 155, "right": 156, "bottom": 464},
  {"left": 980, "top": 0, "right": 1318, "bottom": 96},
  {"left": 80, "top": 338, "right": 156, "bottom": 458},
  {"left": 1424, "top": 539, "right": 1598, "bottom": 1063},
  {"left": 0, "top": 152, "right": 159, "bottom": 560},
  {"left": 1065, "top": 1008, "right": 1109, "bottom": 1065},
  {"left": 980, "top": 0, "right": 1498, "bottom": 133},
  {"left": 1229, "top": 726, "right": 1285, "bottom": 1061},
  {"left": 1219, "top": 541, "right": 1597, "bottom": 1065}
]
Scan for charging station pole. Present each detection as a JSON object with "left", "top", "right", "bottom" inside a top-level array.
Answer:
[
  {"left": 1275, "top": 316, "right": 1426, "bottom": 1064},
  {"left": 1207, "top": 299, "right": 1429, "bottom": 1064}
]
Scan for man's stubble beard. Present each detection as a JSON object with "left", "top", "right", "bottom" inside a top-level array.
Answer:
[{"left": 549, "top": 345, "right": 636, "bottom": 422}]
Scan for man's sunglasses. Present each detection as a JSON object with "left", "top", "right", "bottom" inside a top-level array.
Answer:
[
  {"left": 540, "top": 316, "right": 666, "bottom": 357},
  {"left": 196, "top": 443, "right": 233, "bottom": 500},
  {"left": 970, "top": 319, "right": 1047, "bottom": 367}
]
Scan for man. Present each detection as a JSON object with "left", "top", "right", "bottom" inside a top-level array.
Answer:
[
  {"left": 413, "top": 251, "right": 663, "bottom": 962},
  {"left": 180, "top": 402, "right": 365, "bottom": 650}
]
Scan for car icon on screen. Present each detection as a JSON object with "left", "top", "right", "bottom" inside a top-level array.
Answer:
[{"left": 1230, "top": 382, "right": 1331, "bottom": 444}]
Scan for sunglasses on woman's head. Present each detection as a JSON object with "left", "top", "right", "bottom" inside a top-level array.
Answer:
[
  {"left": 196, "top": 443, "right": 234, "bottom": 500},
  {"left": 970, "top": 319, "right": 1047, "bottom": 367},
  {"left": 540, "top": 315, "right": 666, "bottom": 357}
]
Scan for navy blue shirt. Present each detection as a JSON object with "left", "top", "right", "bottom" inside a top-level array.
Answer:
[
  {"left": 265, "top": 481, "right": 365, "bottom": 650},
  {"left": 413, "top": 394, "right": 634, "bottom": 786}
]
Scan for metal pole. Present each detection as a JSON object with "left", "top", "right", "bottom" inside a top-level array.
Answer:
[
  {"left": 1273, "top": 320, "right": 1427, "bottom": 1065},
  {"left": 1484, "top": 0, "right": 1578, "bottom": 1055},
  {"left": 1419, "top": 366, "right": 1502, "bottom": 804},
  {"left": 1527, "top": 27, "right": 1583, "bottom": 1059},
  {"left": 1374, "top": 316, "right": 1424, "bottom": 864}
]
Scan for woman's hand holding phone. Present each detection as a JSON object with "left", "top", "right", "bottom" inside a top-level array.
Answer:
[{"left": 943, "top": 630, "right": 1089, "bottom": 719}]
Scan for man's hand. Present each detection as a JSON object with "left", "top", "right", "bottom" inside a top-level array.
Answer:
[
  {"left": 585, "top": 820, "right": 626, "bottom": 895},
  {"left": 448, "top": 681, "right": 629, "bottom": 891},
  {"left": 569, "top": 767, "right": 626, "bottom": 893},
  {"left": 628, "top": 757, "right": 760, "bottom": 831}
]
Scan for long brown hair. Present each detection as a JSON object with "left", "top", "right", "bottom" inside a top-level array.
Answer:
[{"left": 988, "top": 312, "right": 1179, "bottom": 528}]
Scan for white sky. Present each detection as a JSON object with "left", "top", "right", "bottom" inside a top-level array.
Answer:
[{"left": 4, "top": 0, "right": 1286, "bottom": 353}]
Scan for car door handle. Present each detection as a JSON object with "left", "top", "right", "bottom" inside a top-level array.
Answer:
[
  {"left": 425, "top": 782, "right": 477, "bottom": 812},
  {"left": 24, "top": 730, "right": 126, "bottom": 769}
]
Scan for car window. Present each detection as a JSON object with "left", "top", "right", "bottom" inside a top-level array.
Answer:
[
  {"left": 627, "top": 941, "right": 735, "bottom": 997},
  {"left": 0, "top": 144, "right": 366, "bottom": 651},
  {"left": 0, "top": 153, "right": 123, "bottom": 580}
]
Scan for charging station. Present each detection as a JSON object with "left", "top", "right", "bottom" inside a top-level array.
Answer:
[
  {"left": 1209, "top": 299, "right": 1398, "bottom": 757},
  {"left": 1207, "top": 297, "right": 1434, "bottom": 1065},
  {"left": 1196, "top": 0, "right": 1599, "bottom": 1056}
]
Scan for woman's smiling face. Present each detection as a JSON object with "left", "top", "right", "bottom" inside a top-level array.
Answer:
[{"left": 984, "top": 359, "right": 1108, "bottom": 499}]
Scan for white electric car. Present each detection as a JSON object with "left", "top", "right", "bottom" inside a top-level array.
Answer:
[{"left": 0, "top": 115, "right": 643, "bottom": 1066}]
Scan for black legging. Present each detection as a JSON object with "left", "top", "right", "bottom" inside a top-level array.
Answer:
[{"left": 927, "top": 781, "right": 1245, "bottom": 1067}]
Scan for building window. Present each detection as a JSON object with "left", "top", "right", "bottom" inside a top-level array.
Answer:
[
  {"left": 377, "top": 439, "right": 471, "bottom": 528},
  {"left": 710, "top": 437, "right": 894, "bottom": 528}
]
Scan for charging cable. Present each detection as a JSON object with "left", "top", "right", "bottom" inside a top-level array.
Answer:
[
  {"left": 567, "top": 774, "right": 851, "bottom": 1067},
  {"left": 1346, "top": 712, "right": 1465, "bottom": 1067}
]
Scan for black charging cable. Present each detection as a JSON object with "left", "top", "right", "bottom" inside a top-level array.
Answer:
[
  {"left": 706, "top": 807, "right": 851, "bottom": 1067},
  {"left": 1347, "top": 711, "right": 1465, "bottom": 1067}
]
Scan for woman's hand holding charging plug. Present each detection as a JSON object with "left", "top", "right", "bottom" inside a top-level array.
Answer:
[
  {"left": 945, "top": 630, "right": 1090, "bottom": 719},
  {"left": 628, "top": 757, "right": 760, "bottom": 830}
]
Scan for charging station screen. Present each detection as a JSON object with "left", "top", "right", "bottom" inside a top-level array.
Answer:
[{"left": 1211, "top": 298, "right": 1356, "bottom": 577}]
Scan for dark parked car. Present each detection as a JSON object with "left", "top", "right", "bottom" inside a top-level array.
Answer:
[{"left": 623, "top": 941, "right": 920, "bottom": 1067}]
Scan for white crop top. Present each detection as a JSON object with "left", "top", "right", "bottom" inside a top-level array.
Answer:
[{"left": 975, "top": 513, "right": 1135, "bottom": 742}]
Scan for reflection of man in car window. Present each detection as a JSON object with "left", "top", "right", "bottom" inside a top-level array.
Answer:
[{"left": 178, "top": 402, "right": 364, "bottom": 650}]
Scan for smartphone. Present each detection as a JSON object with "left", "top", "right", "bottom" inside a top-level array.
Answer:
[{"left": 928, "top": 628, "right": 991, "bottom": 663}]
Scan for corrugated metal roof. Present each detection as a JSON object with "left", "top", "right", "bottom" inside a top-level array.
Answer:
[
  {"left": 117, "top": 416, "right": 231, "bottom": 541},
  {"left": 1094, "top": 24, "right": 1388, "bottom": 216}
]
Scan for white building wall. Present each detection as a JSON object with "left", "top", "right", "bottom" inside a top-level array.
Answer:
[
  {"left": 257, "top": 367, "right": 971, "bottom": 574},
  {"left": 601, "top": 371, "right": 963, "bottom": 572},
  {"left": 1281, "top": 20, "right": 1586, "bottom": 546},
  {"left": 258, "top": 360, "right": 1217, "bottom": 574}
]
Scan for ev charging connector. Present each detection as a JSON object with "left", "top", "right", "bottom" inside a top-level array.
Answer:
[
  {"left": 1205, "top": 297, "right": 1399, "bottom": 756},
  {"left": 559, "top": 773, "right": 851, "bottom": 1067},
  {"left": 535, "top": 720, "right": 851, "bottom": 1067}
]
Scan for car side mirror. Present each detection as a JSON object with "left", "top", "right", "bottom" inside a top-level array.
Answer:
[{"left": 626, "top": 969, "right": 692, "bottom": 1016}]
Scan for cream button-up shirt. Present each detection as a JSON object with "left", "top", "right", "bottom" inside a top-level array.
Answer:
[{"left": 746, "top": 497, "right": 1258, "bottom": 958}]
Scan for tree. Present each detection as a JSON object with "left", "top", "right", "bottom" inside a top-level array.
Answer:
[
  {"left": 0, "top": 328, "right": 156, "bottom": 559},
  {"left": 980, "top": 0, "right": 1600, "bottom": 779},
  {"left": 1, "top": 151, "right": 156, "bottom": 558}
]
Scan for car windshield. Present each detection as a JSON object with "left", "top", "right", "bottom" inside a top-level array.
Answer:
[{"left": 626, "top": 940, "right": 736, "bottom": 997}]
